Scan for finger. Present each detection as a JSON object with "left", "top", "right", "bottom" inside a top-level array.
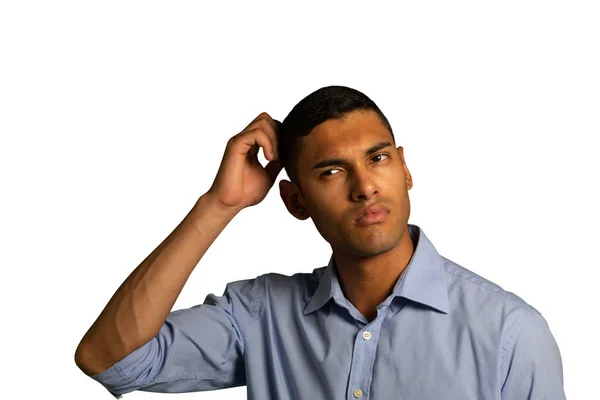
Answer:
[
  {"left": 262, "top": 115, "right": 280, "bottom": 133},
  {"left": 248, "top": 143, "right": 259, "bottom": 162},
  {"left": 249, "top": 127, "right": 277, "bottom": 160},
  {"left": 242, "top": 113, "right": 279, "bottom": 158},
  {"left": 253, "top": 118, "right": 279, "bottom": 159},
  {"left": 264, "top": 160, "right": 283, "bottom": 186},
  {"left": 242, "top": 111, "right": 275, "bottom": 133},
  {"left": 236, "top": 128, "right": 276, "bottom": 160}
]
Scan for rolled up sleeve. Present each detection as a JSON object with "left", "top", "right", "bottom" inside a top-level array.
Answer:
[
  {"left": 500, "top": 310, "right": 566, "bottom": 399},
  {"left": 90, "top": 275, "right": 264, "bottom": 398}
]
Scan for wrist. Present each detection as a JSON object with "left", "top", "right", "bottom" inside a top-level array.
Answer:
[{"left": 195, "top": 191, "right": 241, "bottom": 221}]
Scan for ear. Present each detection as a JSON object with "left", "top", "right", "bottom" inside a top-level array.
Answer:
[
  {"left": 279, "top": 180, "right": 310, "bottom": 220},
  {"left": 397, "top": 146, "right": 413, "bottom": 190}
]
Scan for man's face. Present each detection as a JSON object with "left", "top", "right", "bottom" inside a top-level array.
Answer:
[{"left": 284, "top": 109, "right": 413, "bottom": 258}]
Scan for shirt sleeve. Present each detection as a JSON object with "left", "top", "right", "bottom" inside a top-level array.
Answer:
[
  {"left": 500, "top": 309, "right": 566, "bottom": 399},
  {"left": 89, "top": 275, "right": 265, "bottom": 398}
]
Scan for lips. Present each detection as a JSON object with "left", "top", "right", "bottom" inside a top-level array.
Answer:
[{"left": 354, "top": 203, "right": 390, "bottom": 224}]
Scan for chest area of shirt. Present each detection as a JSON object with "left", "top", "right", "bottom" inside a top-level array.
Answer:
[{"left": 252, "top": 302, "right": 499, "bottom": 399}]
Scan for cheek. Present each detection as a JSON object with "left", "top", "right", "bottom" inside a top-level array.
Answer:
[
  {"left": 311, "top": 204, "right": 339, "bottom": 228},
  {"left": 307, "top": 203, "right": 346, "bottom": 237}
]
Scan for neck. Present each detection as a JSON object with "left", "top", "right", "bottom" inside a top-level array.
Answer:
[{"left": 333, "top": 225, "right": 415, "bottom": 322}]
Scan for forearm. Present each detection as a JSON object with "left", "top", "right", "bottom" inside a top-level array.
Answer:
[{"left": 75, "top": 192, "right": 239, "bottom": 376}]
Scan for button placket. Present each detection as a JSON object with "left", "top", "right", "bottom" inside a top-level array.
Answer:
[{"left": 346, "top": 314, "right": 385, "bottom": 400}]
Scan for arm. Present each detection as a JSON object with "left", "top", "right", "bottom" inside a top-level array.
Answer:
[
  {"left": 90, "top": 275, "right": 264, "bottom": 396},
  {"left": 74, "top": 111, "right": 283, "bottom": 377},
  {"left": 500, "top": 310, "right": 566, "bottom": 399},
  {"left": 74, "top": 192, "right": 240, "bottom": 376}
]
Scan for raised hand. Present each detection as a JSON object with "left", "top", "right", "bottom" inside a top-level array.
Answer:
[{"left": 207, "top": 112, "right": 283, "bottom": 213}]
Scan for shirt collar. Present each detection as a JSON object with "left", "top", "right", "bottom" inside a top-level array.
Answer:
[{"left": 303, "top": 224, "right": 449, "bottom": 315}]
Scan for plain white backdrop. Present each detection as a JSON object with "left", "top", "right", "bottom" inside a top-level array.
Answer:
[{"left": 1, "top": 1, "right": 598, "bottom": 399}]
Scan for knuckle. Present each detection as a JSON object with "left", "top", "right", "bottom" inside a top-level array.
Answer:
[
  {"left": 249, "top": 126, "right": 264, "bottom": 136},
  {"left": 228, "top": 132, "right": 243, "bottom": 145},
  {"left": 258, "top": 119, "right": 275, "bottom": 134}
]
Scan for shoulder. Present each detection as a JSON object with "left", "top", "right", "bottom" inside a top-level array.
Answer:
[
  {"left": 439, "top": 256, "right": 545, "bottom": 345},
  {"left": 441, "top": 255, "right": 540, "bottom": 317},
  {"left": 219, "top": 267, "right": 325, "bottom": 312},
  {"left": 439, "top": 260, "right": 564, "bottom": 395},
  {"left": 260, "top": 266, "right": 326, "bottom": 298}
]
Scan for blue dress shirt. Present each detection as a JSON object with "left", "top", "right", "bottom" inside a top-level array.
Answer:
[{"left": 91, "top": 224, "right": 566, "bottom": 399}]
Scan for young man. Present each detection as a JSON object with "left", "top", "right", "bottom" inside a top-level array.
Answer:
[{"left": 75, "top": 86, "right": 566, "bottom": 399}]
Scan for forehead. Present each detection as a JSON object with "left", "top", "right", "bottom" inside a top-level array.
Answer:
[{"left": 298, "top": 109, "right": 392, "bottom": 166}]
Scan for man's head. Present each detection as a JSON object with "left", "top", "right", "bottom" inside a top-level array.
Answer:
[
  {"left": 278, "top": 86, "right": 396, "bottom": 187},
  {"left": 278, "top": 85, "right": 413, "bottom": 258}
]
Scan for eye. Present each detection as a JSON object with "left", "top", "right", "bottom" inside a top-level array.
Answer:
[
  {"left": 320, "top": 154, "right": 390, "bottom": 177},
  {"left": 372, "top": 153, "right": 389, "bottom": 163},
  {"left": 321, "top": 168, "right": 340, "bottom": 177}
]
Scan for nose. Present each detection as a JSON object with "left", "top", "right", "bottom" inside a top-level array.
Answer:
[{"left": 350, "top": 169, "right": 379, "bottom": 202}]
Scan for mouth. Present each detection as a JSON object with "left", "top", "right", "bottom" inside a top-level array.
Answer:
[{"left": 354, "top": 204, "right": 391, "bottom": 226}]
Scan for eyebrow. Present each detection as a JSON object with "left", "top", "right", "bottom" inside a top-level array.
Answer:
[{"left": 311, "top": 141, "right": 394, "bottom": 170}]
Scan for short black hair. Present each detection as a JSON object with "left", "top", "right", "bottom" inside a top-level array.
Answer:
[{"left": 278, "top": 85, "right": 395, "bottom": 191}]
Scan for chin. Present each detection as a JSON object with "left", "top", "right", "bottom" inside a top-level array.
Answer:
[{"left": 352, "top": 237, "right": 398, "bottom": 257}]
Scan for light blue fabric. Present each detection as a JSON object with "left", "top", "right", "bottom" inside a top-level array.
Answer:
[{"left": 91, "top": 224, "right": 566, "bottom": 399}]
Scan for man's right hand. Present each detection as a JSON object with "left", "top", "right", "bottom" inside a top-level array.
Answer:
[{"left": 206, "top": 112, "right": 284, "bottom": 213}]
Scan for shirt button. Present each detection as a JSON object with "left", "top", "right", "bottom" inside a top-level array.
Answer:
[
  {"left": 353, "top": 388, "right": 364, "bottom": 398},
  {"left": 362, "top": 330, "right": 372, "bottom": 340}
]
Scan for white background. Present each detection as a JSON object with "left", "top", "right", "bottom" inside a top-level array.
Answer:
[{"left": 1, "top": 1, "right": 598, "bottom": 399}]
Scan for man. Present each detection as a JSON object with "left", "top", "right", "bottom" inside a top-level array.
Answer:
[{"left": 75, "top": 86, "right": 566, "bottom": 399}]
